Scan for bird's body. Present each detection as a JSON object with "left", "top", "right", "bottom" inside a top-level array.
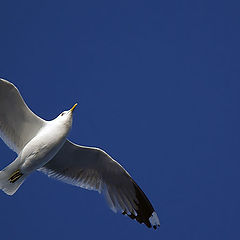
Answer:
[
  {"left": 0, "top": 78, "right": 160, "bottom": 229},
  {"left": 20, "top": 115, "right": 72, "bottom": 173}
]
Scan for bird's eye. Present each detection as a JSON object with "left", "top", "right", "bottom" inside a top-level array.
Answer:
[{"left": 61, "top": 113, "right": 64, "bottom": 116}]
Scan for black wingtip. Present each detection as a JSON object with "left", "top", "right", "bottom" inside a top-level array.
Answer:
[{"left": 123, "top": 178, "right": 160, "bottom": 229}]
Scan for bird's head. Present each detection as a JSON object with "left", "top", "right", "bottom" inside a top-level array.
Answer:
[{"left": 56, "top": 103, "right": 78, "bottom": 127}]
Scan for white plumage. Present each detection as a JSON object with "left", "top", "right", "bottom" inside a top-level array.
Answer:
[{"left": 0, "top": 78, "right": 160, "bottom": 229}]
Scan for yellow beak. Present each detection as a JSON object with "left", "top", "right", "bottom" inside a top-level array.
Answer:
[{"left": 70, "top": 103, "right": 78, "bottom": 112}]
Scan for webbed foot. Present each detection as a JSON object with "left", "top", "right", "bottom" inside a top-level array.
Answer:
[{"left": 8, "top": 169, "right": 23, "bottom": 183}]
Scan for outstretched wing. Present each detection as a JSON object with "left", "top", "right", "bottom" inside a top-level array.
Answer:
[
  {"left": 0, "top": 79, "right": 45, "bottom": 153},
  {"left": 40, "top": 140, "right": 160, "bottom": 229}
]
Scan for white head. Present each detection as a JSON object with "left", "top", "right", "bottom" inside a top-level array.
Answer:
[{"left": 55, "top": 103, "right": 78, "bottom": 129}]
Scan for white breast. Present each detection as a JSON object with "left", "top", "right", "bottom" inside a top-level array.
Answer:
[{"left": 20, "top": 121, "right": 70, "bottom": 173}]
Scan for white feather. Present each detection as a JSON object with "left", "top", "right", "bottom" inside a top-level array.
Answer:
[{"left": 0, "top": 79, "right": 45, "bottom": 153}]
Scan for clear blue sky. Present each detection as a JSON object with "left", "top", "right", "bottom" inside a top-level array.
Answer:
[{"left": 0, "top": 1, "right": 239, "bottom": 239}]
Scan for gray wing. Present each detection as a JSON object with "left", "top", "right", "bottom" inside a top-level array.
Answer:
[
  {"left": 40, "top": 140, "right": 160, "bottom": 229},
  {"left": 0, "top": 79, "right": 45, "bottom": 153}
]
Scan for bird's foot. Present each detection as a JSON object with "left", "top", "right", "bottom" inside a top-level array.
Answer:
[{"left": 8, "top": 169, "right": 23, "bottom": 183}]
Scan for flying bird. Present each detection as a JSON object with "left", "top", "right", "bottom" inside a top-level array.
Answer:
[{"left": 0, "top": 78, "right": 160, "bottom": 229}]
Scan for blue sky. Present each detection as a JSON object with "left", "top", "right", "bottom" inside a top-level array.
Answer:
[{"left": 0, "top": 0, "right": 240, "bottom": 239}]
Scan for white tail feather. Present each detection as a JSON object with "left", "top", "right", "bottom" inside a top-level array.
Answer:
[
  {"left": 0, "top": 159, "right": 27, "bottom": 195},
  {"left": 0, "top": 170, "right": 25, "bottom": 195}
]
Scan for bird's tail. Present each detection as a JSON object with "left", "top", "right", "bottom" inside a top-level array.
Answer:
[{"left": 0, "top": 162, "right": 26, "bottom": 195}]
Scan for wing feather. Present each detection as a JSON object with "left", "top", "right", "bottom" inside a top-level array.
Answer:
[
  {"left": 0, "top": 79, "right": 45, "bottom": 153},
  {"left": 40, "top": 140, "right": 160, "bottom": 229}
]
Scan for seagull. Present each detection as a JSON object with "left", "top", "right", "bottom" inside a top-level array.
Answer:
[{"left": 0, "top": 78, "right": 160, "bottom": 229}]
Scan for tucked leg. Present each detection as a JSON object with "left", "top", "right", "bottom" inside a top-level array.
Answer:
[{"left": 8, "top": 170, "right": 23, "bottom": 183}]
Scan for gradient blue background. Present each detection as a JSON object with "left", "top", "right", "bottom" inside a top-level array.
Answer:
[{"left": 0, "top": 1, "right": 239, "bottom": 239}]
